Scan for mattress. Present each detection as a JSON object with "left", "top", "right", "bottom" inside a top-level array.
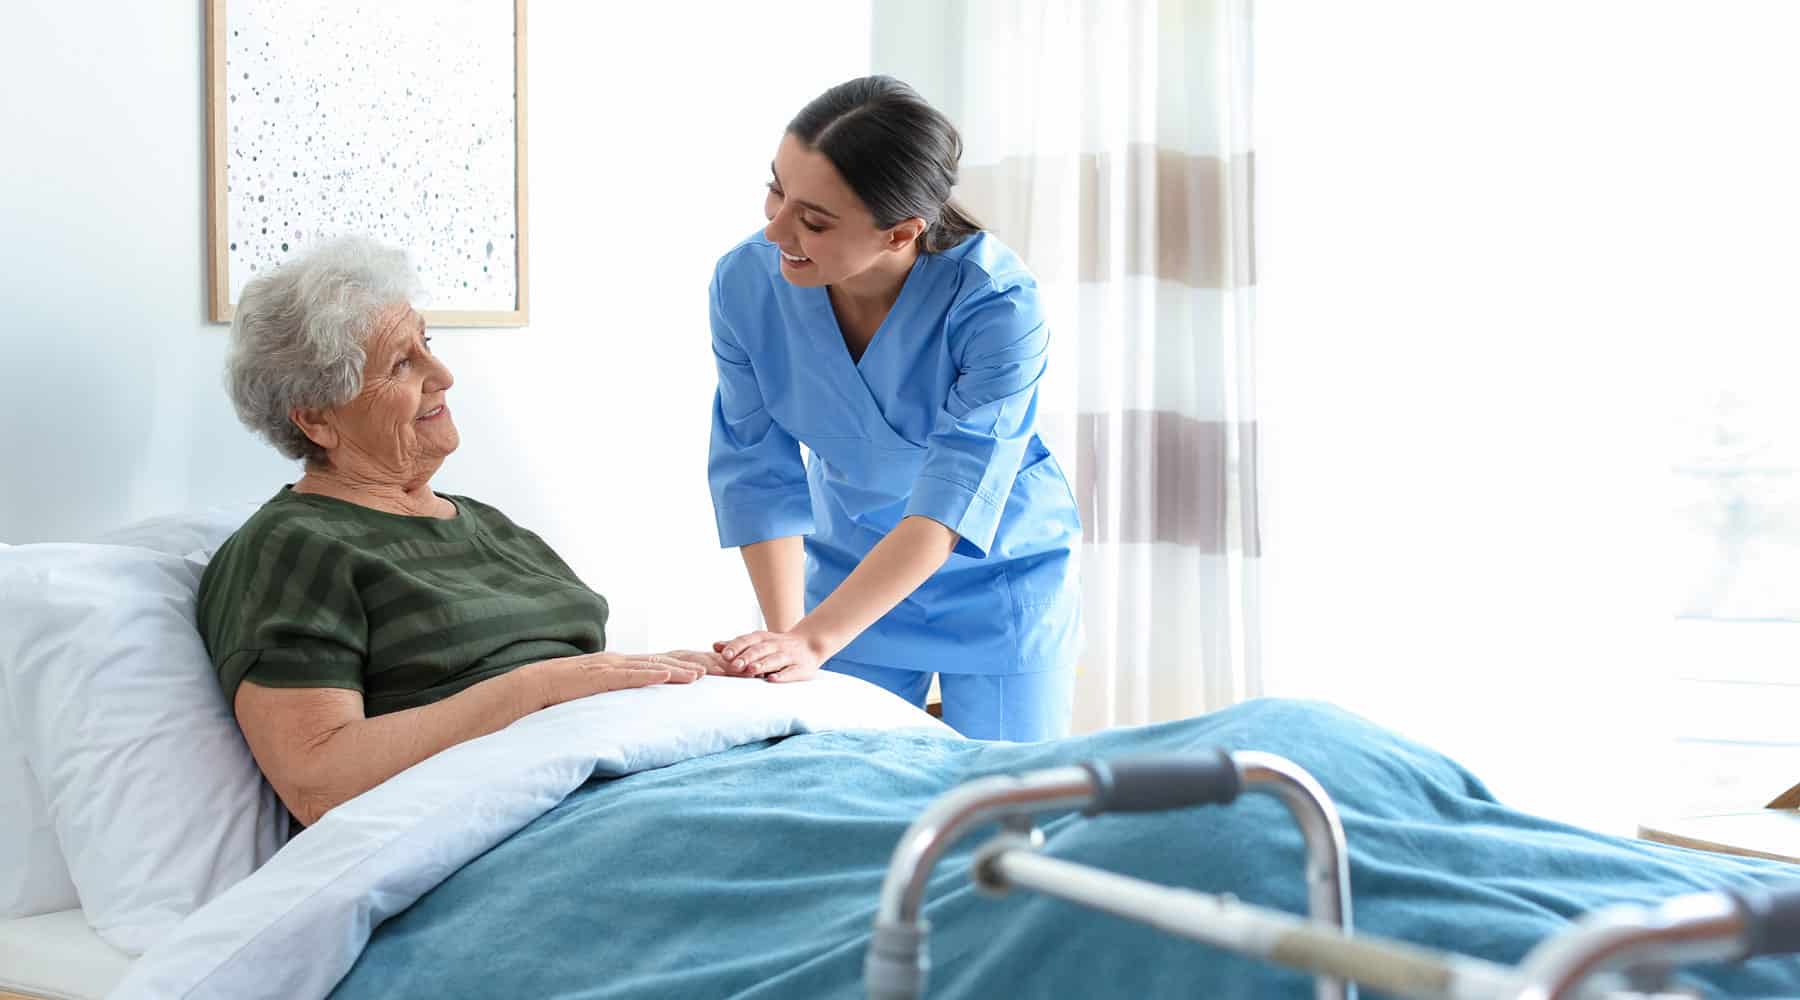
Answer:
[{"left": 0, "top": 910, "right": 130, "bottom": 1000}]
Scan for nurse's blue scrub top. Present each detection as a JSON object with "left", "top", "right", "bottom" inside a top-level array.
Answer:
[{"left": 707, "top": 230, "right": 1082, "bottom": 676}]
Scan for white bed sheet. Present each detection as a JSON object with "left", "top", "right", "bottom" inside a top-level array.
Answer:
[
  {"left": 113, "top": 672, "right": 950, "bottom": 1000},
  {"left": 0, "top": 910, "right": 131, "bottom": 1000}
]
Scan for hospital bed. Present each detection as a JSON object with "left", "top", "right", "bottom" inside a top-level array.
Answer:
[
  {"left": 6, "top": 506, "right": 1800, "bottom": 999},
  {"left": 9, "top": 747, "right": 1793, "bottom": 1000}
]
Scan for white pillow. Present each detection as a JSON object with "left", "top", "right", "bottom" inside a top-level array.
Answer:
[
  {"left": 0, "top": 504, "right": 260, "bottom": 923},
  {"left": 1, "top": 536, "right": 78, "bottom": 920},
  {"left": 0, "top": 694, "right": 78, "bottom": 918},
  {"left": 0, "top": 543, "right": 287, "bottom": 955},
  {"left": 88, "top": 503, "right": 264, "bottom": 557}
]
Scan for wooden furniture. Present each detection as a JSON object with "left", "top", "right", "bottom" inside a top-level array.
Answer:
[{"left": 1638, "top": 781, "right": 1800, "bottom": 865}]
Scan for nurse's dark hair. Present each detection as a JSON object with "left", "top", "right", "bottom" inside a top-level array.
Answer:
[{"left": 787, "top": 75, "right": 982, "bottom": 254}]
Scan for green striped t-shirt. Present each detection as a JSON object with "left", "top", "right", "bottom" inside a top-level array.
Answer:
[{"left": 197, "top": 487, "right": 609, "bottom": 717}]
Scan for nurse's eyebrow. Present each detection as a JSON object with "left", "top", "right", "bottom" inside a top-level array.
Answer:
[{"left": 770, "top": 162, "right": 840, "bottom": 220}]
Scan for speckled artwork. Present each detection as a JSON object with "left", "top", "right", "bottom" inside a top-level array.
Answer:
[{"left": 212, "top": 0, "right": 523, "bottom": 321}]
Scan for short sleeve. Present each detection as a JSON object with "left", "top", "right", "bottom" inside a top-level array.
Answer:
[
  {"left": 198, "top": 521, "right": 368, "bottom": 709},
  {"left": 903, "top": 276, "right": 1049, "bottom": 558},
  {"left": 706, "top": 271, "right": 816, "bottom": 548}
]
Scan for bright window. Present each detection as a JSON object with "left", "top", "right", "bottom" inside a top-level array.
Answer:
[{"left": 1256, "top": 2, "right": 1800, "bottom": 831}]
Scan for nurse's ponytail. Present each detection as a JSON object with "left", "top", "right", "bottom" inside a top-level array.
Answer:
[
  {"left": 924, "top": 200, "right": 982, "bottom": 254},
  {"left": 788, "top": 76, "right": 984, "bottom": 254}
]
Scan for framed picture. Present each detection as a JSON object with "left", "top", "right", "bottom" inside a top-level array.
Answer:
[{"left": 206, "top": 0, "right": 528, "bottom": 326}]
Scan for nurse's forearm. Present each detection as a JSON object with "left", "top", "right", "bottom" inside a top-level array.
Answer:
[
  {"left": 741, "top": 535, "right": 807, "bottom": 632},
  {"left": 793, "top": 516, "right": 958, "bottom": 659}
]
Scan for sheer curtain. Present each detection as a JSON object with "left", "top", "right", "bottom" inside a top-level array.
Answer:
[{"left": 873, "top": 0, "right": 1259, "bottom": 731}]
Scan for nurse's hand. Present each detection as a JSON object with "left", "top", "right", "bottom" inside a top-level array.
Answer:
[{"left": 713, "top": 630, "right": 826, "bottom": 683}]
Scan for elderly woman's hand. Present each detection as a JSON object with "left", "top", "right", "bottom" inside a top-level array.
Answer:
[
  {"left": 713, "top": 630, "right": 827, "bottom": 683},
  {"left": 655, "top": 649, "right": 733, "bottom": 675},
  {"left": 526, "top": 649, "right": 726, "bottom": 709}
]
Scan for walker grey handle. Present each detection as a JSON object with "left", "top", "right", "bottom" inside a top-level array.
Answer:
[
  {"left": 1729, "top": 881, "right": 1800, "bottom": 957},
  {"left": 1079, "top": 751, "right": 1242, "bottom": 815},
  {"left": 869, "top": 751, "right": 1352, "bottom": 1000}
]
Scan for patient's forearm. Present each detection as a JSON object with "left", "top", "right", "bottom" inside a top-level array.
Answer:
[
  {"left": 239, "top": 667, "right": 543, "bottom": 827},
  {"left": 243, "top": 655, "right": 694, "bottom": 826},
  {"left": 740, "top": 535, "right": 806, "bottom": 632},
  {"left": 793, "top": 516, "right": 957, "bottom": 660}
]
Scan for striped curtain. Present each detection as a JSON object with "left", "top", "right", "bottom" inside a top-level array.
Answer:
[{"left": 873, "top": 0, "right": 1260, "bottom": 731}]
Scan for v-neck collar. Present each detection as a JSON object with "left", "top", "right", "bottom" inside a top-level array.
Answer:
[{"left": 814, "top": 252, "right": 929, "bottom": 373}]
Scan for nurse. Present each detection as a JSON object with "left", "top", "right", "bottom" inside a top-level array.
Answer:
[{"left": 707, "top": 76, "right": 1082, "bottom": 741}]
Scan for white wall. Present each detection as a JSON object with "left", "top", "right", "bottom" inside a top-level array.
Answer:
[
  {"left": 1256, "top": 2, "right": 1800, "bottom": 831},
  {"left": 0, "top": 2, "right": 871, "bottom": 652}
]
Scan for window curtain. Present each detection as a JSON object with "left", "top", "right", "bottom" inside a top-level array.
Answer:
[{"left": 873, "top": 0, "right": 1260, "bottom": 730}]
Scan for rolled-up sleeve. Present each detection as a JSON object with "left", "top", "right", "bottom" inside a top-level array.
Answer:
[
  {"left": 904, "top": 276, "right": 1048, "bottom": 559},
  {"left": 707, "top": 275, "right": 815, "bottom": 548}
]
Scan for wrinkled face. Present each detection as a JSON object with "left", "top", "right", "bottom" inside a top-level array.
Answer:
[
  {"left": 762, "top": 132, "right": 910, "bottom": 288},
  {"left": 318, "top": 304, "right": 458, "bottom": 476}
]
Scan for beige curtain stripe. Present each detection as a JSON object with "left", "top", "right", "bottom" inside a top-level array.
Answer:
[
  {"left": 956, "top": 145, "right": 1256, "bottom": 288},
  {"left": 1072, "top": 410, "right": 1261, "bottom": 554}
]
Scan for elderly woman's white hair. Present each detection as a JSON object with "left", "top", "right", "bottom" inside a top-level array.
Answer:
[{"left": 224, "top": 235, "right": 422, "bottom": 462}]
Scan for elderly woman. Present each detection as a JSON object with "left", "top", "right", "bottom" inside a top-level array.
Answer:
[{"left": 199, "top": 235, "right": 725, "bottom": 828}]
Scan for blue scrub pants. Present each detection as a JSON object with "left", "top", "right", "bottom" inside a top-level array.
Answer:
[{"left": 826, "top": 661, "right": 1075, "bottom": 742}]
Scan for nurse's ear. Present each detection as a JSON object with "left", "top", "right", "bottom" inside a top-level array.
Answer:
[{"left": 883, "top": 216, "right": 928, "bottom": 252}]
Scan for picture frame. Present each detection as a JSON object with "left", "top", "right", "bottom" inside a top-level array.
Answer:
[{"left": 205, "top": 0, "right": 528, "bottom": 326}]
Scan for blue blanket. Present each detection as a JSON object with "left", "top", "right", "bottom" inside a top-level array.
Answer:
[{"left": 332, "top": 699, "right": 1800, "bottom": 998}]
